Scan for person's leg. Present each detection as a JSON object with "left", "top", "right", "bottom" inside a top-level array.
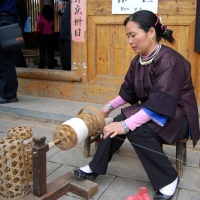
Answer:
[
  {"left": 14, "top": 48, "right": 27, "bottom": 68},
  {"left": 38, "top": 36, "right": 46, "bottom": 69},
  {"left": 72, "top": 113, "right": 126, "bottom": 179},
  {"left": 127, "top": 124, "right": 178, "bottom": 191},
  {"left": 64, "top": 39, "right": 71, "bottom": 71},
  {"left": 153, "top": 117, "right": 188, "bottom": 199},
  {"left": 0, "top": 50, "right": 18, "bottom": 100},
  {"left": 127, "top": 118, "right": 188, "bottom": 199},
  {"left": 0, "top": 14, "right": 18, "bottom": 102},
  {"left": 89, "top": 132, "right": 126, "bottom": 175},
  {"left": 46, "top": 35, "right": 54, "bottom": 69},
  {"left": 59, "top": 38, "right": 67, "bottom": 70}
]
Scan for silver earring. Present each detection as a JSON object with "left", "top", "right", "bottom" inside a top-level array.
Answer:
[{"left": 151, "top": 38, "right": 153, "bottom": 43}]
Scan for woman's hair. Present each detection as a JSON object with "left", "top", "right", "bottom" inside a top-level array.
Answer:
[
  {"left": 124, "top": 10, "right": 175, "bottom": 44},
  {"left": 41, "top": 4, "right": 54, "bottom": 21}
]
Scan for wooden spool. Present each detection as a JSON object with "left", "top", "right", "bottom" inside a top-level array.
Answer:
[
  {"left": 52, "top": 124, "right": 77, "bottom": 151},
  {"left": 77, "top": 106, "right": 105, "bottom": 136},
  {"left": 52, "top": 106, "right": 105, "bottom": 151}
]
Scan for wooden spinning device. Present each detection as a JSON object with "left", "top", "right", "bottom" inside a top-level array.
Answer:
[
  {"left": 22, "top": 106, "right": 105, "bottom": 200},
  {"left": 50, "top": 106, "right": 105, "bottom": 151}
]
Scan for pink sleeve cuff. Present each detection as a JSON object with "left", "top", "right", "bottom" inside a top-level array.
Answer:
[
  {"left": 109, "top": 95, "right": 126, "bottom": 109},
  {"left": 125, "top": 109, "right": 151, "bottom": 131}
]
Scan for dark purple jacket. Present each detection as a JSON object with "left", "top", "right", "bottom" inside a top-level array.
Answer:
[{"left": 119, "top": 45, "right": 200, "bottom": 147}]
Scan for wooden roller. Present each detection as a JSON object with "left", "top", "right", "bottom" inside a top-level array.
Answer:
[{"left": 51, "top": 106, "right": 105, "bottom": 151}]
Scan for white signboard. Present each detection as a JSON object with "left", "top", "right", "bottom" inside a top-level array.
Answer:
[{"left": 112, "top": 0, "right": 158, "bottom": 14}]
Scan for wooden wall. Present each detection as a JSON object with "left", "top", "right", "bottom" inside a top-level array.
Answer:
[{"left": 17, "top": 0, "right": 200, "bottom": 108}]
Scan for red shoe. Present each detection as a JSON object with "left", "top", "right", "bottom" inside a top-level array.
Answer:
[{"left": 126, "top": 187, "right": 151, "bottom": 200}]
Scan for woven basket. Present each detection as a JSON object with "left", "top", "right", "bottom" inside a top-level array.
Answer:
[
  {"left": 7, "top": 126, "right": 33, "bottom": 183},
  {"left": 0, "top": 137, "right": 30, "bottom": 199}
]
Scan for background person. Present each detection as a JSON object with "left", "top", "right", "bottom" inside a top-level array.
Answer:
[
  {"left": 36, "top": 4, "right": 54, "bottom": 69},
  {"left": 0, "top": 0, "right": 19, "bottom": 103},
  {"left": 14, "top": 0, "right": 28, "bottom": 68},
  {"left": 72, "top": 10, "right": 200, "bottom": 200},
  {"left": 57, "top": 0, "right": 71, "bottom": 71}
]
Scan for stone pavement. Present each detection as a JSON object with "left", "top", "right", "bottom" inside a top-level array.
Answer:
[{"left": 0, "top": 95, "right": 200, "bottom": 200}]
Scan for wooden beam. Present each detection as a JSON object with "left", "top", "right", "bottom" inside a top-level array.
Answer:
[
  {"left": 16, "top": 68, "right": 82, "bottom": 82},
  {"left": 22, "top": 172, "right": 98, "bottom": 200},
  {"left": 195, "top": 0, "right": 200, "bottom": 52},
  {"left": 22, "top": 136, "right": 98, "bottom": 200}
]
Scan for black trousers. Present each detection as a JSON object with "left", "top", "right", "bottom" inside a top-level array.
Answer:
[
  {"left": 89, "top": 112, "right": 188, "bottom": 191},
  {"left": 14, "top": 48, "right": 27, "bottom": 68},
  {"left": 38, "top": 34, "right": 54, "bottom": 69},
  {"left": 59, "top": 38, "right": 71, "bottom": 71},
  {"left": 0, "top": 15, "right": 18, "bottom": 99}
]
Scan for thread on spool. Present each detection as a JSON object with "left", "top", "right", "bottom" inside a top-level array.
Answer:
[
  {"left": 76, "top": 113, "right": 99, "bottom": 136},
  {"left": 52, "top": 106, "right": 105, "bottom": 151},
  {"left": 62, "top": 118, "right": 88, "bottom": 144}
]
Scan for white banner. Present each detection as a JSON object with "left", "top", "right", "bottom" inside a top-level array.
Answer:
[{"left": 112, "top": 0, "right": 158, "bottom": 14}]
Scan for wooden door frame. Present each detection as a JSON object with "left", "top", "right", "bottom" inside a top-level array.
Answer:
[{"left": 195, "top": 0, "right": 200, "bottom": 52}]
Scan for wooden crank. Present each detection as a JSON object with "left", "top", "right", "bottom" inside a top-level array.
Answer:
[{"left": 23, "top": 106, "right": 105, "bottom": 200}]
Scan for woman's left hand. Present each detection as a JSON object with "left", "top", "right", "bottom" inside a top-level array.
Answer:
[{"left": 103, "top": 122, "right": 125, "bottom": 139}]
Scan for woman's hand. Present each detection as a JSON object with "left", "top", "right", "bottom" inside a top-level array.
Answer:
[
  {"left": 103, "top": 122, "right": 126, "bottom": 139},
  {"left": 101, "top": 106, "right": 111, "bottom": 118}
]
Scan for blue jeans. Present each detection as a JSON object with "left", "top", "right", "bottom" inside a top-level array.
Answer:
[{"left": 0, "top": 15, "right": 18, "bottom": 99}]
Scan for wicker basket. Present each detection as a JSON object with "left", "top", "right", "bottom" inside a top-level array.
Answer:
[
  {"left": 0, "top": 137, "right": 30, "bottom": 199},
  {"left": 7, "top": 126, "right": 33, "bottom": 183}
]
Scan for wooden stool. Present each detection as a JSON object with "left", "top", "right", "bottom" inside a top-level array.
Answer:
[
  {"left": 83, "top": 117, "right": 113, "bottom": 158},
  {"left": 83, "top": 134, "right": 101, "bottom": 158},
  {"left": 175, "top": 138, "right": 188, "bottom": 177}
]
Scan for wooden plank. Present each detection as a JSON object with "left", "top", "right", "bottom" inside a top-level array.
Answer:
[
  {"left": 187, "top": 19, "right": 197, "bottom": 85},
  {"left": 17, "top": 68, "right": 82, "bottom": 82},
  {"left": 194, "top": 54, "right": 200, "bottom": 106},
  {"left": 195, "top": 0, "right": 200, "bottom": 52},
  {"left": 17, "top": 78, "right": 120, "bottom": 103},
  {"left": 87, "top": 0, "right": 197, "bottom": 16},
  {"left": 158, "top": 0, "right": 196, "bottom": 15},
  {"left": 22, "top": 172, "right": 98, "bottom": 200},
  {"left": 87, "top": 15, "right": 196, "bottom": 83}
]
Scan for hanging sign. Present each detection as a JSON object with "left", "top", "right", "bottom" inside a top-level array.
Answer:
[
  {"left": 71, "top": 0, "right": 86, "bottom": 42},
  {"left": 112, "top": 0, "right": 158, "bottom": 14}
]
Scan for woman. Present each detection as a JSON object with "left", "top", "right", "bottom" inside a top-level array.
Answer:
[
  {"left": 72, "top": 10, "right": 200, "bottom": 200},
  {"left": 36, "top": 5, "right": 54, "bottom": 69}
]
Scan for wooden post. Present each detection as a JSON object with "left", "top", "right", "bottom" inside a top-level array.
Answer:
[
  {"left": 32, "top": 137, "right": 49, "bottom": 197},
  {"left": 23, "top": 136, "right": 98, "bottom": 200},
  {"left": 195, "top": 0, "right": 200, "bottom": 52},
  {"left": 176, "top": 139, "right": 188, "bottom": 178}
]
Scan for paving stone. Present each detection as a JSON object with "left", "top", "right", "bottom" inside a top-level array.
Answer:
[
  {"left": 177, "top": 189, "right": 200, "bottom": 200},
  {"left": 1, "top": 96, "right": 200, "bottom": 200}
]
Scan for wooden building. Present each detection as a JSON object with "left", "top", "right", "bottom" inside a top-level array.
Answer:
[{"left": 18, "top": 0, "right": 200, "bottom": 109}]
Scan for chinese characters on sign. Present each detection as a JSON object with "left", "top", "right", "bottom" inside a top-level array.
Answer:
[
  {"left": 112, "top": 0, "right": 158, "bottom": 14},
  {"left": 71, "top": 0, "right": 86, "bottom": 42}
]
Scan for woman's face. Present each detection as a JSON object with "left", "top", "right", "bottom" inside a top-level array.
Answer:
[{"left": 125, "top": 21, "right": 156, "bottom": 56}]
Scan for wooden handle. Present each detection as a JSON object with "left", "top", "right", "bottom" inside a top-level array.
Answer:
[
  {"left": 77, "top": 106, "right": 105, "bottom": 130},
  {"left": 48, "top": 138, "right": 61, "bottom": 149}
]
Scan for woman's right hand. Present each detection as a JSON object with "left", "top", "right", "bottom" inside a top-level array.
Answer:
[{"left": 101, "top": 106, "right": 111, "bottom": 118}]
